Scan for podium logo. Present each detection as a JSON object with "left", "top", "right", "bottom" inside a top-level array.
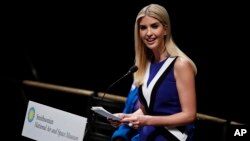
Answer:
[{"left": 27, "top": 107, "right": 35, "bottom": 122}]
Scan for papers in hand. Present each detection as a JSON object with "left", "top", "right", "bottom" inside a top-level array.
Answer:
[{"left": 91, "top": 106, "right": 121, "bottom": 121}]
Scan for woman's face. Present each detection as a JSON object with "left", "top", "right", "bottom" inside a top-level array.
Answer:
[{"left": 139, "top": 16, "right": 167, "bottom": 51}]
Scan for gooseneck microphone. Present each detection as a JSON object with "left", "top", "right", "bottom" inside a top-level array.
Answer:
[
  {"left": 100, "top": 65, "right": 138, "bottom": 101},
  {"left": 84, "top": 66, "right": 138, "bottom": 138}
]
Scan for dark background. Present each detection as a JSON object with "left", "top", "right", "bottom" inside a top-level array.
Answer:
[{"left": 2, "top": 0, "right": 249, "bottom": 140}]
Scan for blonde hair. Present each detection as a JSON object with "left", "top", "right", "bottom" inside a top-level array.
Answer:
[{"left": 133, "top": 4, "right": 197, "bottom": 86}]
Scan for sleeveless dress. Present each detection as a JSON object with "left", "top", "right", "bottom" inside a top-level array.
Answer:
[{"left": 138, "top": 57, "right": 194, "bottom": 141}]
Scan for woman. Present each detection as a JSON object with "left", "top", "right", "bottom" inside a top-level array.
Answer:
[{"left": 112, "top": 3, "right": 197, "bottom": 141}]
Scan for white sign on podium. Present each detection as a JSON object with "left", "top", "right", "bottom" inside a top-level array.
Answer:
[{"left": 22, "top": 100, "right": 87, "bottom": 141}]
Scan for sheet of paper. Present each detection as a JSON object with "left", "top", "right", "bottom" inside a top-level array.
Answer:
[{"left": 91, "top": 106, "right": 121, "bottom": 121}]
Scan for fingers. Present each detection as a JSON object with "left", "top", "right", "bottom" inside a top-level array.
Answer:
[
  {"left": 108, "top": 113, "right": 136, "bottom": 128},
  {"left": 121, "top": 116, "right": 138, "bottom": 123},
  {"left": 114, "top": 113, "right": 128, "bottom": 119},
  {"left": 108, "top": 119, "right": 121, "bottom": 128},
  {"left": 128, "top": 122, "right": 139, "bottom": 129},
  {"left": 122, "top": 116, "right": 140, "bottom": 129}
]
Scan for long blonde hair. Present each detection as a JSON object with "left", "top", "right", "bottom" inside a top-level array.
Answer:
[{"left": 133, "top": 4, "right": 197, "bottom": 86}]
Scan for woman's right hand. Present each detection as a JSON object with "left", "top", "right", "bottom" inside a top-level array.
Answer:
[{"left": 107, "top": 113, "right": 128, "bottom": 128}]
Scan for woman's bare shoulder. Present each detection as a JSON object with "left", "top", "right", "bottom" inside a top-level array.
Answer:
[{"left": 174, "top": 57, "right": 192, "bottom": 71}]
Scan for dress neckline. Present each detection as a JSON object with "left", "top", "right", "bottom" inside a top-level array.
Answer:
[{"left": 151, "top": 57, "right": 169, "bottom": 65}]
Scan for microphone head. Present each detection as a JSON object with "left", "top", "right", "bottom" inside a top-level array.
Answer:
[{"left": 127, "top": 65, "right": 138, "bottom": 74}]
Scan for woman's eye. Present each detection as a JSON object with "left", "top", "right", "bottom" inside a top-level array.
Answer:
[
  {"left": 151, "top": 24, "right": 159, "bottom": 29},
  {"left": 140, "top": 25, "right": 147, "bottom": 30}
]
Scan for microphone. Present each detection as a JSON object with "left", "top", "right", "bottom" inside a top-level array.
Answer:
[
  {"left": 100, "top": 65, "right": 138, "bottom": 101},
  {"left": 85, "top": 65, "right": 138, "bottom": 137}
]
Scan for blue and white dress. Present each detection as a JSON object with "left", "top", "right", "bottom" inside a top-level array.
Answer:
[{"left": 138, "top": 56, "right": 195, "bottom": 141}]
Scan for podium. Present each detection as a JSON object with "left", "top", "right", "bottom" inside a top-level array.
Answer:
[
  {"left": 83, "top": 95, "right": 125, "bottom": 141},
  {"left": 22, "top": 100, "right": 87, "bottom": 141}
]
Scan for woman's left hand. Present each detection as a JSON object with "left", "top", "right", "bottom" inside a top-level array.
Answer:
[{"left": 121, "top": 115, "right": 145, "bottom": 129}]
